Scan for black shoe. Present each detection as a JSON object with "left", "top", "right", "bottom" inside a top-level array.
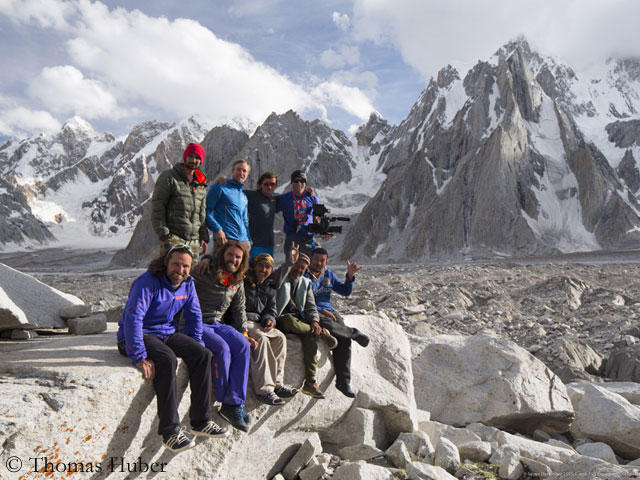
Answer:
[
  {"left": 218, "top": 404, "right": 249, "bottom": 432},
  {"left": 256, "top": 391, "right": 285, "bottom": 406},
  {"left": 162, "top": 429, "right": 195, "bottom": 452},
  {"left": 352, "top": 329, "right": 370, "bottom": 347},
  {"left": 336, "top": 383, "right": 356, "bottom": 398},
  {"left": 190, "top": 420, "right": 229, "bottom": 438},
  {"left": 274, "top": 385, "right": 299, "bottom": 398}
]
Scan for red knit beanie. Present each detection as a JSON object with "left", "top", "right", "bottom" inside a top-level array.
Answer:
[{"left": 183, "top": 143, "right": 205, "bottom": 164}]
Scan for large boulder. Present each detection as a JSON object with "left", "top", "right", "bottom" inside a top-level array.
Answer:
[
  {"left": 0, "top": 263, "right": 83, "bottom": 331},
  {"left": 410, "top": 330, "right": 574, "bottom": 434},
  {"left": 605, "top": 344, "right": 640, "bottom": 383},
  {"left": 569, "top": 383, "right": 640, "bottom": 459},
  {"left": 0, "top": 314, "right": 417, "bottom": 479}
]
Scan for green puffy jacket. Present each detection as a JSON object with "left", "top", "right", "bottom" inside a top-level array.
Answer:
[{"left": 150, "top": 163, "right": 209, "bottom": 244}]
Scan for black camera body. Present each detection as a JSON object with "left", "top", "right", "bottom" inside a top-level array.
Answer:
[{"left": 305, "top": 203, "right": 350, "bottom": 235}]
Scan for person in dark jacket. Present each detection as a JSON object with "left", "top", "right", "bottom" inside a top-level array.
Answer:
[
  {"left": 190, "top": 241, "right": 255, "bottom": 433},
  {"left": 116, "top": 244, "right": 228, "bottom": 453},
  {"left": 150, "top": 143, "right": 209, "bottom": 258},
  {"left": 245, "top": 251, "right": 299, "bottom": 405},
  {"left": 276, "top": 170, "right": 319, "bottom": 257},
  {"left": 244, "top": 172, "right": 278, "bottom": 260}
]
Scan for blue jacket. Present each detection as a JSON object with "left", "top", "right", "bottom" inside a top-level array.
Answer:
[
  {"left": 276, "top": 191, "right": 318, "bottom": 239},
  {"left": 206, "top": 179, "right": 250, "bottom": 242},
  {"left": 305, "top": 268, "right": 354, "bottom": 312},
  {"left": 116, "top": 270, "right": 203, "bottom": 364}
]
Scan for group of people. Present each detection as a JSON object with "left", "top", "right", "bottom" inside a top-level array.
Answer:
[{"left": 116, "top": 143, "right": 370, "bottom": 453}]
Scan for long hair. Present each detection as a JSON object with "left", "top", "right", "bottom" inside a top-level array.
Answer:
[
  {"left": 212, "top": 241, "right": 249, "bottom": 286},
  {"left": 149, "top": 255, "right": 167, "bottom": 277}
]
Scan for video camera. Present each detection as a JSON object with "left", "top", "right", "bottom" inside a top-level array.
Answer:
[{"left": 305, "top": 204, "right": 350, "bottom": 235}]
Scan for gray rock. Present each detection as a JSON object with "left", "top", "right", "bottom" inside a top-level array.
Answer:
[
  {"left": 495, "top": 431, "right": 577, "bottom": 463},
  {"left": 554, "top": 456, "right": 638, "bottom": 477},
  {"left": 59, "top": 304, "right": 91, "bottom": 319},
  {"left": 407, "top": 462, "right": 457, "bottom": 480},
  {"left": 396, "top": 431, "right": 434, "bottom": 457},
  {"left": 0, "top": 263, "right": 82, "bottom": 330},
  {"left": 570, "top": 383, "right": 640, "bottom": 459},
  {"left": 465, "top": 422, "right": 501, "bottom": 442},
  {"left": 422, "top": 421, "right": 481, "bottom": 447},
  {"left": 411, "top": 331, "right": 574, "bottom": 435},
  {"left": 283, "top": 433, "right": 323, "bottom": 480},
  {"left": 10, "top": 330, "right": 38, "bottom": 340},
  {"left": 498, "top": 452, "right": 524, "bottom": 480},
  {"left": 434, "top": 438, "right": 460, "bottom": 473},
  {"left": 299, "top": 464, "right": 331, "bottom": 480},
  {"left": 457, "top": 441, "right": 492, "bottom": 462},
  {"left": 322, "top": 407, "right": 387, "bottom": 449},
  {"left": 333, "top": 462, "right": 394, "bottom": 480},
  {"left": 67, "top": 314, "right": 107, "bottom": 335},
  {"left": 357, "top": 299, "right": 376, "bottom": 311},
  {"left": 338, "top": 443, "right": 384, "bottom": 461},
  {"left": 575, "top": 442, "right": 618, "bottom": 465},
  {"left": 385, "top": 439, "right": 412, "bottom": 468},
  {"left": 489, "top": 445, "right": 520, "bottom": 465},
  {"left": 606, "top": 344, "right": 640, "bottom": 383},
  {"left": 520, "top": 457, "right": 552, "bottom": 476}
]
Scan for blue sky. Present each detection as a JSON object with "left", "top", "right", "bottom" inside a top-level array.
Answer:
[{"left": 1, "top": 0, "right": 639, "bottom": 140}]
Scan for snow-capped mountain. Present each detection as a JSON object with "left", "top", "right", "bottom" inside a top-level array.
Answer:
[
  {"left": 342, "top": 39, "right": 640, "bottom": 261},
  {"left": 0, "top": 116, "right": 214, "bottom": 249}
]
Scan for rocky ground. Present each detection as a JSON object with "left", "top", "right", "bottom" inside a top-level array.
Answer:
[{"left": 21, "top": 249, "right": 640, "bottom": 380}]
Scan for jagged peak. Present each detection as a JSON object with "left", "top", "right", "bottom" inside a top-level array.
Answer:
[
  {"left": 62, "top": 116, "right": 94, "bottom": 133},
  {"left": 436, "top": 65, "right": 460, "bottom": 88}
]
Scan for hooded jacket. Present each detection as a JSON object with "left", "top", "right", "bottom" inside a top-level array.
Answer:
[{"left": 116, "top": 270, "right": 203, "bottom": 364}]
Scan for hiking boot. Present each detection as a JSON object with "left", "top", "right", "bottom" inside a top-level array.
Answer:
[
  {"left": 274, "top": 385, "right": 299, "bottom": 398},
  {"left": 352, "top": 328, "right": 370, "bottom": 347},
  {"left": 301, "top": 380, "right": 325, "bottom": 399},
  {"left": 218, "top": 404, "right": 249, "bottom": 432},
  {"left": 162, "top": 429, "right": 195, "bottom": 453},
  {"left": 256, "top": 391, "right": 285, "bottom": 406},
  {"left": 190, "top": 420, "right": 229, "bottom": 438},
  {"left": 319, "top": 328, "right": 338, "bottom": 350},
  {"left": 336, "top": 382, "right": 356, "bottom": 398}
]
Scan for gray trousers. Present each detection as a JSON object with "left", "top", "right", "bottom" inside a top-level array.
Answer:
[{"left": 246, "top": 321, "right": 287, "bottom": 395}]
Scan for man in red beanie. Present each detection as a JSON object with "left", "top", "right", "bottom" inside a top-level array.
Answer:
[{"left": 151, "top": 142, "right": 209, "bottom": 258}]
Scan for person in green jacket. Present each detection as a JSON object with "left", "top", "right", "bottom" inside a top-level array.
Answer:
[{"left": 150, "top": 143, "right": 209, "bottom": 258}]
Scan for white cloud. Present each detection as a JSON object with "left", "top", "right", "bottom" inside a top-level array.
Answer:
[
  {"left": 332, "top": 11, "right": 350, "bottom": 31},
  {"left": 0, "top": 105, "right": 62, "bottom": 137},
  {"left": 0, "top": 0, "right": 74, "bottom": 29},
  {"left": 310, "top": 81, "right": 375, "bottom": 121},
  {"left": 61, "top": 1, "right": 321, "bottom": 125},
  {"left": 352, "top": 0, "right": 640, "bottom": 79},
  {"left": 319, "top": 45, "right": 360, "bottom": 69},
  {"left": 27, "top": 65, "right": 123, "bottom": 119}
]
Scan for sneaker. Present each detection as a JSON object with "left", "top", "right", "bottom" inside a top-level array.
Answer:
[
  {"left": 274, "top": 385, "right": 299, "bottom": 398},
  {"left": 256, "top": 391, "right": 285, "bottom": 406},
  {"left": 319, "top": 328, "right": 338, "bottom": 350},
  {"left": 352, "top": 328, "right": 370, "bottom": 347},
  {"left": 190, "top": 420, "right": 229, "bottom": 438},
  {"left": 218, "top": 404, "right": 249, "bottom": 432},
  {"left": 301, "top": 380, "right": 325, "bottom": 399},
  {"left": 162, "top": 429, "right": 195, "bottom": 453},
  {"left": 336, "top": 382, "right": 356, "bottom": 398}
]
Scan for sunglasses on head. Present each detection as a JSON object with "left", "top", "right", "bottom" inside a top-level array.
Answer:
[
  {"left": 165, "top": 243, "right": 195, "bottom": 259},
  {"left": 292, "top": 179, "right": 306, "bottom": 184}
]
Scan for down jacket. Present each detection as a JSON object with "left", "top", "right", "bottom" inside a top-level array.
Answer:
[{"left": 150, "top": 163, "right": 209, "bottom": 244}]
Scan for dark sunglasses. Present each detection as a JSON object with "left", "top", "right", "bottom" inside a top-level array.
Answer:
[{"left": 292, "top": 179, "right": 306, "bottom": 184}]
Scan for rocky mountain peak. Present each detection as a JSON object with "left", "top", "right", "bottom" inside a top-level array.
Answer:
[{"left": 355, "top": 112, "right": 391, "bottom": 147}]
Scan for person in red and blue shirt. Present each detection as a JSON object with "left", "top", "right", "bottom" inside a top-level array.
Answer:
[
  {"left": 276, "top": 170, "right": 319, "bottom": 256},
  {"left": 305, "top": 247, "right": 370, "bottom": 398}
]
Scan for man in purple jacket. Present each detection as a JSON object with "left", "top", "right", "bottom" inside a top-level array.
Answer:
[
  {"left": 305, "top": 247, "right": 370, "bottom": 398},
  {"left": 117, "top": 244, "right": 228, "bottom": 453}
]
